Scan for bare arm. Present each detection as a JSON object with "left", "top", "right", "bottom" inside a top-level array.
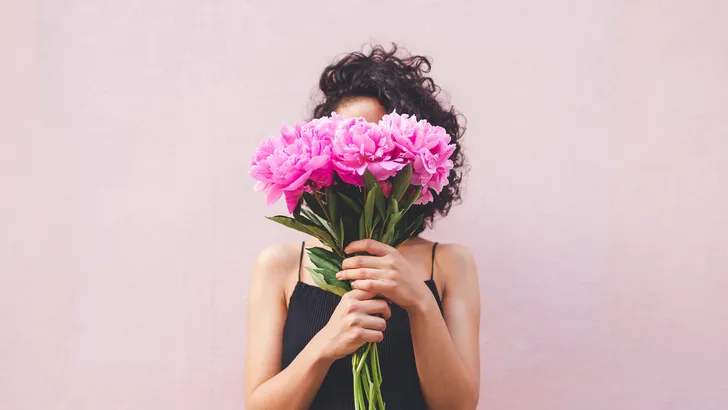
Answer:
[
  {"left": 409, "top": 244, "right": 480, "bottom": 409},
  {"left": 244, "top": 244, "right": 392, "bottom": 409},
  {"left": 339, "top": 240, "right": 481, "bottom": 410},
  {"left": 244, "top": 245, "right": 331, "bottom": 409}
]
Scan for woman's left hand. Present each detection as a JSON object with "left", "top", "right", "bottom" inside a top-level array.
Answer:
[{"left": 336, "top": 239, "right": 432, "bottom": 312}]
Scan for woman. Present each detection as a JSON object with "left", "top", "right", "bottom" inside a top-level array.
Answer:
[{"left": 244, "top": 45, "right": 480, "bottom": 410}]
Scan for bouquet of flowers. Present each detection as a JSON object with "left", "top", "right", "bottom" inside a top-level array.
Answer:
[{"left": 250, "top": 111, "right": 455, "bottom": 409}]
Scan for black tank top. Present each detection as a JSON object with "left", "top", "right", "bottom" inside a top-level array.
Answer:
[{"left": 281, "top": 242, "right": 443, "bottom": 410}]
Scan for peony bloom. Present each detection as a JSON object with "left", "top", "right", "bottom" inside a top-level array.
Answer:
[
  {"left": 331, "top": 117, "right": 406, "bottom": 185},
  {"left": 250, "top": 115, "right": 338, "bottom": 213},
  {"left": 379, "top": 111, "right": 455, "bottom": 204}
]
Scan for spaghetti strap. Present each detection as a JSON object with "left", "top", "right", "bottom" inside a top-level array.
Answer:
[
  {"left": 430, "top": 242, "right": 439, "bottom": 280},
  {"left": 298, "top": 241, "right": 305, "bottom": 282}
]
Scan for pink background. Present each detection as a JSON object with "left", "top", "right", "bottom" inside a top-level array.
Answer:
[{"left": 2, "top": 1, "right": 727, "bottom": 409}]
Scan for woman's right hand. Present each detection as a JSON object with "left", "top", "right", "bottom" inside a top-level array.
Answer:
[{"left": 315, "top": 289, "right": 392, "bottom": 361}]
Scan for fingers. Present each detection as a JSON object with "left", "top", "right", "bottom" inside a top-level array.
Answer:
[
  {"left": 355, "top": 314, "right": 387, "bottom": 332},
  {"left": 351, "top": 279, "right": 392, "bottom": 296},
  {"left": 357, "top": 298, "right": 392, "bottom": 320},
  {"left": 342, "top": 255, "right": 389, "bottom": 270},
  {"left": 345, "top": 239, "right": 396, "bottom": 256},
  {"left": 345, "top": 289, "right": 377, "bottom": 301},
  {"left": 353, "top": 328, "right": 384, "bottom": 343},
  {"left": 336, "top": 268, "right": 384, "bottom": 281}
]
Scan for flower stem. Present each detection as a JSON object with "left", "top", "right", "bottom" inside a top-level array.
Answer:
[
  {"left": 310, "top": 185, "right": 332, "bottom": 225},
  {"left": 372, "top": 343, "right": 385, "bottom": 409},
  {"left": 356, "top": 343, "right": 372, "bottom": 374}
]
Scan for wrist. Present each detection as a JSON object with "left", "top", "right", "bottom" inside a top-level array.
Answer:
[
  {"left": 406, "top": 285, "right": 439, "bottom": 317},
  {"left": 309, "top": 331, "right": 337, "bottom": 365}
]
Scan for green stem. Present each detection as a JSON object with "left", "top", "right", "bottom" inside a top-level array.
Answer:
[
  {"left": 352, "top": 352, "right": 361, "bottom": 410},
  {"left": 373, "top": 343, "right": 385, "bottom": 409},
  {"left": 356, "top": 343, "right": 372, "bottom": 374},
  {"left": 365, "top": 364, "right": 375, "bottom": 410},
  {"left": 310, "top": 184, "right": 332, "bottom": 223},
  {"left": 308, "top": 184, "right": 347, "bottom": 259}
]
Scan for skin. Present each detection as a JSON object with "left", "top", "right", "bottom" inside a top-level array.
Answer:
[{"left": 244, "top": 98, "right": 481, "bottom": 410}]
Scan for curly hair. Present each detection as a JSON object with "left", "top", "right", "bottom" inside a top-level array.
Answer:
[{"left": 311, "top": 44, "right": 466, "bottom": 235}]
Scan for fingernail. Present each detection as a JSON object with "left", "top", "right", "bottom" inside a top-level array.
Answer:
[{"left": 335, "top": 272, "right": 342, "bottom": 279}]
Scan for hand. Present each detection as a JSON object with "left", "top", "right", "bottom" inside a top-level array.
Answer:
[
  {"left": 315, "top": 289, "right": 392, "bottom": 361},
  {"left": 336, "top": 239, "right": 431, "bottom": 312}
]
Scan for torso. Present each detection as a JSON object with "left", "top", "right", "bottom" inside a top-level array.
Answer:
[
  {"left": 284, "top": 237, "right": 444, "bottom": 308},
  {"left": 280, "top": 237, "right": 444, "bottom": 410}
]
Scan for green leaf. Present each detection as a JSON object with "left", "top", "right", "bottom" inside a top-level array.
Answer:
[
  {"left": 374, "top": 184, "right": 386, "bottom": 219},
  {"left": 323, "top": 271, "right": 352, "bottom": 292},
  {"left": 391, "top": 163, "right": 413, "bottom": 201},
  {"left": 306, "top": 247, "right": 351, "bottom": 294},
  {"left": 371, "top": 214, "right": 382, "bottom": 240},
  {"left": 308, "top": 249, "right": 341, "bottom": 273},
  {"left": 338, "top": 217, "right": 345, "bottom": 248},
  {"left": 301, "top": 209, "right": 337, "bottom": 240},
  {"left": 364, "top": 169, "right": 377, "bottom": 193},
  {"left": 393, "top": 214, "right": 424, "bottom": 248},
  {"left": 387, "top": 195, "right": 399, "bottom": 215},
  {"left": 308, "top": 246, "right": 343, "bottom": 267},
  {"left": 337, "top": 192, "right": 362, "bottom": 213},
  {"left": 267, "top": 215, "right": 329, "bottom": 240},
  {"left": 326, "top": 187, "right": 338, "bottom": 226},
  {"left": 358, "top": 212, "right": 366, "bottom": 239},
  {"left": 302, "top": 192, "right": 326, "bottom": 219},
  {"left": 381, "top": 211, "right": 402, "bottom": 245},
  {"left": 364, "top": 188, "right": 376, "bottom": 237},
  {"left": 292, "top": 196, "right": 303, "bottom": 218},
  {"left": 290, "top": 213, "right": 338, "bottom": 250},
  {"left": 307, "top": 267, "right": 348, "bottom": 296}
]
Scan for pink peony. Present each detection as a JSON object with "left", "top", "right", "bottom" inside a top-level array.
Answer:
[
  {"left": 379, "top": 111, "right": 455, "bottom": 204},
  {"left": 331, "top": 117, "right": 406, "bottom": 186},
  {"left": 415, "top": 186, "right": 435, "bottom": 205},
  {"left": 250, "top": 115, "right": 339, "bottom": 213}
]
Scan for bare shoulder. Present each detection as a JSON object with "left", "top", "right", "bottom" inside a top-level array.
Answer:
[
  {"left": 252, "top": 242, "right": 303, "bottom": 285},
  {"left": 433, "top": 243, "right": 479, "bottom": 294},
  {"left": 435, "top": 243, "right": 477, "bottom": 272}
]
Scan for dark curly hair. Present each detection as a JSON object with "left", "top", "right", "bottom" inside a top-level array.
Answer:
[{"left": 311, "top": 44, "right": 466, "bottom": 235}]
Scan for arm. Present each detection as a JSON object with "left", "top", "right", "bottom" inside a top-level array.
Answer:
[
  {"left": 244, "top": 245, "right": 331, "bottom": 410},
  {"left": 338, "top": 240, "right": 481, "bottom": 410},
  {"left": 244, "top": 244, "right": 392, "bottom": 409},
  {"left": 409, "top": 244, "right": 480, "bottom": 409}
]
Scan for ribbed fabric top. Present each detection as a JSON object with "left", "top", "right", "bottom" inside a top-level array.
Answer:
[{"left": 281, "top": 242, "right": 443, "bottom": 410}]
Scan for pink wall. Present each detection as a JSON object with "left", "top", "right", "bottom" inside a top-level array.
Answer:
[{"left": 2, "top": 1, "right": 727, "bottom": 409}]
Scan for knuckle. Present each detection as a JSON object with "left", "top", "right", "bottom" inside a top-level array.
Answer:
[
  {"left": 350, "top": 328, "right": 363, "bottom": 340},
  {"left": 346, "top": 315, "right": 359, "bottom": 328},
  {"left": 345, "top": 302, "right": 358, "bottom": 314}
]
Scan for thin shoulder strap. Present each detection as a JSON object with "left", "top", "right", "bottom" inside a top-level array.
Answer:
[
  {"left": 298, "top": 241, "right": 305, "bottom": 282},
  {"left": 430, "top": 242, "right": 439, "bottom": 280}
]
